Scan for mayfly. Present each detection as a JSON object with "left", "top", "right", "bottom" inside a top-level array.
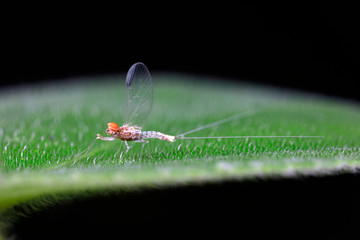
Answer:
[
  {"left": 96, "top": 62, "right": 175, "bottom": 151},
  {"left": 76, "top": 62, "right": 323, "bottom": 161}
]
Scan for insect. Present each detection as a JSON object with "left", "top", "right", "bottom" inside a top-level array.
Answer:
[
  {"left": 96, "top": 62, "right": 175, "bottom": 153},
  {"left": 75, "top": 62, "right": 323, "bottom": 162}
]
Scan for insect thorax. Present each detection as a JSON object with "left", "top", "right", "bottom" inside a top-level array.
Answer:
[{"left": 115, "top": 124, "right": 142, "bottom": 141}]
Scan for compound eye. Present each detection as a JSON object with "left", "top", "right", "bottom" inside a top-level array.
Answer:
[{"left": 108, "top": 122, "right": 120, "bottom": 131}]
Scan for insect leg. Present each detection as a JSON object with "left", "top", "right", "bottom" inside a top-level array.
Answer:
[
  {"left": 124, "top": 140, "right": 132, "bottom": 154},
  {"left": 140, "top": 142, "right": 145, "bottom": 160},
  {"left": 139, "top": 141, "right": 152, "bottom": 160},
  {"left": 97, "top": 134, "right": 115, "bottom": 141},
  {"left": 133, "top": 139, "right": 151, "bottom": 159},
  {"left": 73, "top": 136, "right": 98, "bottom": 165},
  {"left": 114, "top": 140, "right": 124, "bottom": 158}
]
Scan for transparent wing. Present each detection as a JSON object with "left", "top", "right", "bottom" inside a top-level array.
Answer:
[{"left": 124, "top": 62, "right": 153, "bottom": 128}]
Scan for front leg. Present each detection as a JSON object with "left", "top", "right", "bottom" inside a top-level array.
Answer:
[{"left": 97, "top": 134, "right": 115, "bottom": 141}]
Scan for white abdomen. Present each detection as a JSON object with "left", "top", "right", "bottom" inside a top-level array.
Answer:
[{"left": 140, "top": 131, "right": 175, "bottom": 142}]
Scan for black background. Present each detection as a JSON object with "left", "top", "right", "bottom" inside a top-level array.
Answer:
[
  {"left": 2, "top": 3, "right": 359, "bottom": 101},
  {"left": 2, "top": 3, "right": 360, "bottom": 238}
]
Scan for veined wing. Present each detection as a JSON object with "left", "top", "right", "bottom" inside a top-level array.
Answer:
[{"left": 124, "top": 62, "right": 153, "bottom": 128}]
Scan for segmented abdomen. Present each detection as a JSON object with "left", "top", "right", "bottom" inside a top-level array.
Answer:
[{"left": 141, "top": 131, "right": 175, "bottom": 142}]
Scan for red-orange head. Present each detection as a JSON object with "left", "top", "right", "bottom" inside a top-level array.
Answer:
[
  {"left": 108, "top": 122, "right": 120, "bottom": 131},
  {"left": 106, "top": 122, "right": 120, "bottom": 135}
]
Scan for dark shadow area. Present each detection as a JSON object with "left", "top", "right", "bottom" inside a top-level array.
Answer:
[
  {"left": 4, "top": 173, "right": 359, "bottom": 239},
  {"left": 2, "top": 3, "right": 359, "bottom": 101}
]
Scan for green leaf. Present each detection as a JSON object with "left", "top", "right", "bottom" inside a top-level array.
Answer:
[{"left": 0, "top": 75, "right": 359, "bottom": 213}]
